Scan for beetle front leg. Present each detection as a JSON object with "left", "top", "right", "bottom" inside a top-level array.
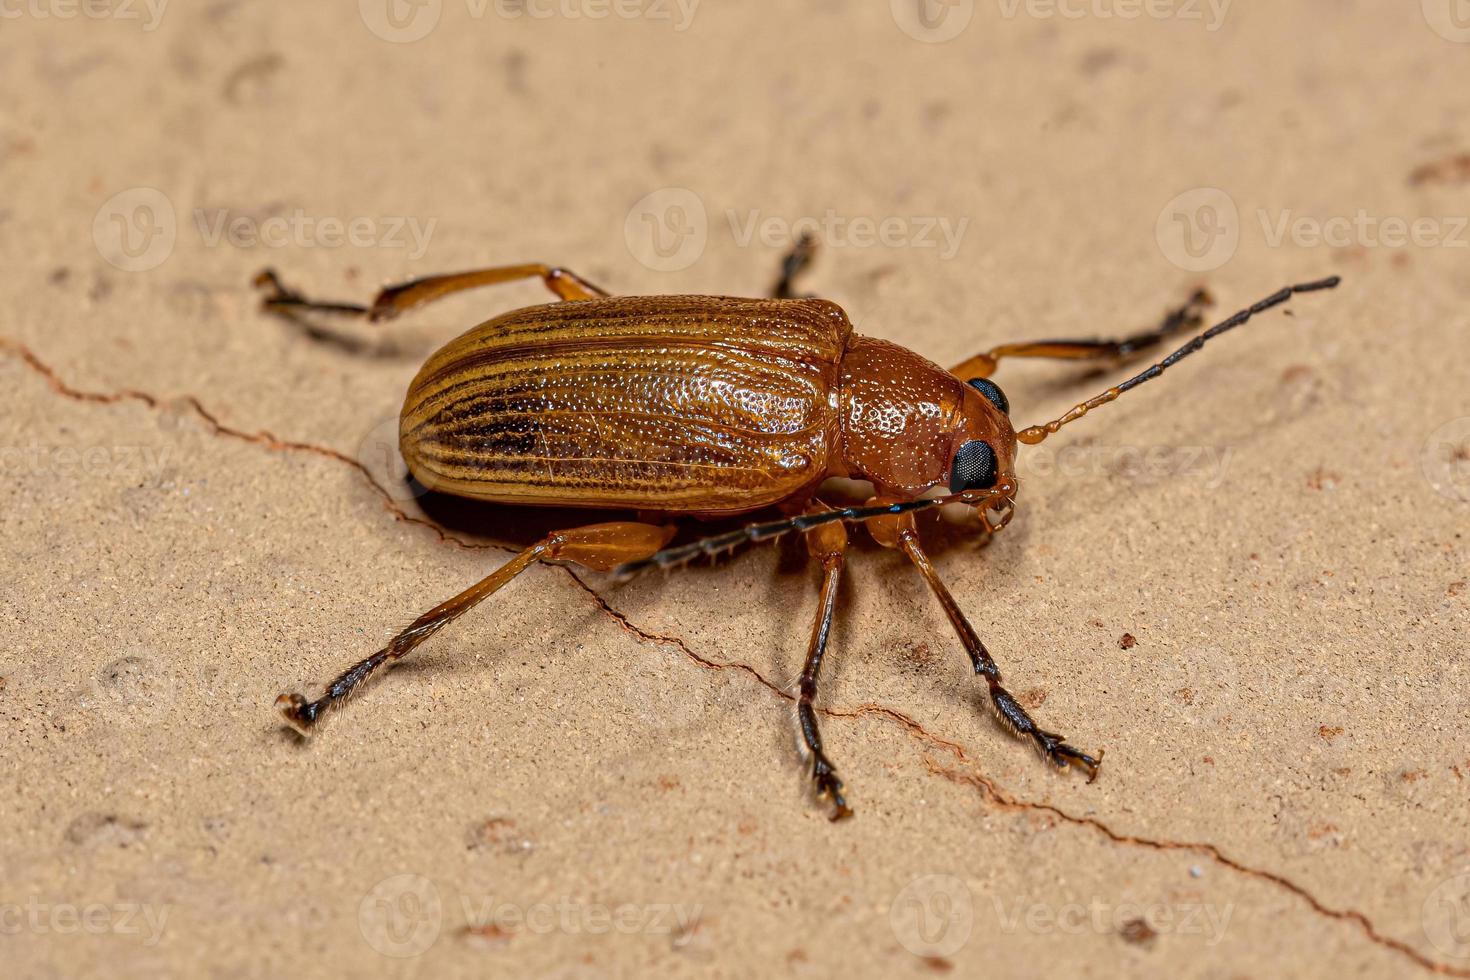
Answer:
[
  {"left": 276, "top": 521, "right": 673, "bottom": 733},
  {"left": 797, "top": 514, "right": 853, "bottom": 821},
  {"left": 949, "top": 288, "right": 1213, "bottom": 379},
  {"left": 253, "top": 262, "right": 610, "bottom": 325},
  {"left": 865, "top": 504, "right": 1102, "bottom": 779}
]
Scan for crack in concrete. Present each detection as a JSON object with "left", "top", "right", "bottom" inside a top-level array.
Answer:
[
  {"left": 0, "top": 338, "right": 497, "bottom": 552},
  {"left": 3, "top": 337, "right": 1463, "bottom": 977},
  {"left": 922, "top": 759, "right": 1468, "bottom": 976}
]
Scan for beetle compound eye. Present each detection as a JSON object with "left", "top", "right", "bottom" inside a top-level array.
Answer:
[
  {"left": 949, "top": 439, "right": 997, "bottom": 493},
  {"left": 967, "top": 378, "right": 1010, "bottom": 415}
]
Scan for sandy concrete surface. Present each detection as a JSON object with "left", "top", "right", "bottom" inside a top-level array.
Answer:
[{"left": 3, "top": 1, "right": 1469, "bottom": 977}]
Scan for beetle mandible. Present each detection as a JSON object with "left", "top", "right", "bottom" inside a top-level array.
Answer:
[{"left": 256, "top": 239, "right": 1340, "bottom": 820}]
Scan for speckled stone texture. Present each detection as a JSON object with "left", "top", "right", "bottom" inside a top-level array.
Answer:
[{"left": 3, "top": 3, "right": 1468, "bottom": 977}]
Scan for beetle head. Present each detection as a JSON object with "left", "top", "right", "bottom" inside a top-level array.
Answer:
[
  {"left": 835, "top": 337, "right": 1018, "bottom": 525},
  {"left": 947, "top": 377, "right": 1016, "bottom": 493},
  {"left": 941, "top": 377, "right": 1019, "bottom": 531}
]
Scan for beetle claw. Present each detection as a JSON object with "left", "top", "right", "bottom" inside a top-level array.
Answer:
[
  {"left": 1039, "top": 731, "right": 1103, "bottom": 781},
  {"left": 814, "top": 766, "right": 853, "bottom": 821},
  {"left": 276, "top": 692, "right": 319, "bottom": 736}
]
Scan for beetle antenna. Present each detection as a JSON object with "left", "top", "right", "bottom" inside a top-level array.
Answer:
[
  {"left": 612, "top": 489, "right": 1011, "bottom": 580},
  {"left": 1015, "top": 276, "right": 1341, "bottom": 446}
]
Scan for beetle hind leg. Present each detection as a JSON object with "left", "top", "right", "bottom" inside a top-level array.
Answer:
[
  {"left": 253, "top": 262, "right": 611, "bottom": 327},
  {"left": 276, "top": 522, "right": 674, "bottom": 734}
]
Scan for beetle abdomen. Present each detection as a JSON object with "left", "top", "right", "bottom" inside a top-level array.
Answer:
[{"left": 400, "top": 295, "right": 851, "bottom": 514}]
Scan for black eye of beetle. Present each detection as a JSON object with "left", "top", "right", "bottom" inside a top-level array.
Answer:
[
  {"left": 967, "top": 378, "right": 1010, "bottom": 415},
  {"left": 949, "top": 440, "right": 997, "bottom": 494}
]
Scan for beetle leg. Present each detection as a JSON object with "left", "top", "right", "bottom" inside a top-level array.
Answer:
[
  {"left": 253, "top": 262, "right": 610, "bottom": 324},
  {"left": 949, "top": 288, "right": 1213, "bottom": 379},
  {"left": 275, "top": 521, "right": 674, "bottom": 734},
  {"left": 864, "top": 503, "right": 1102, "bottom": 780},
  {"left": 797, "top": 512, "right": 853, "bottom": 821},
  {"left": 770, "top": 231, "right": 818, "bottom": 299}
]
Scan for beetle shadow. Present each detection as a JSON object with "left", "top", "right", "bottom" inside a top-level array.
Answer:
[
  {"left": 411, "top": 483, "right": 902, "bottom": 562},
  {"left": 411, "top": 487, "right": 637, "bottom": 547}
]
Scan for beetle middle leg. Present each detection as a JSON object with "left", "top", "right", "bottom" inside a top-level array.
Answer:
[
  {"left": 797, "top": 512, "right": 853, "bottom": 821},
  {"left": 866, "top": 505, "right": 1102, "bottom": 778},
  {"left": 275, "top": 521, "right": 673, "bottom": 733},
  {"left": 253, "top": 262, "right": 610, "bottom": 324},
  {"left": 770, "top": 232, "right": 819, "bottom": 299},
  {"left": 950, "top": 288, "right": 1213, "bottom": 379}
]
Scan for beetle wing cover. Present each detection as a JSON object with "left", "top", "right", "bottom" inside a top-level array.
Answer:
[{"left": 400, "top": 296, "right": 852, "bottom": 514}]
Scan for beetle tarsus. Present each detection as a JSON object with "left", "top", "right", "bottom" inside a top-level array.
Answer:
[
  {"left": 1038, "top": 732, "right": 1103, "bottom": 780},
  {"left": 813, "top": 759, "right": 853, "bottom": 822},
  {"left": 276, "top": 692, "right": 321, "bottom": 735},
  {"left": 252, "top": 268, "right": 373, "bottom": 320}
]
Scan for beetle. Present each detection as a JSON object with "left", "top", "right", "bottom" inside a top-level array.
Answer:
[{"left": 255, "top": 240, "right": 1339, "bottom": 820}]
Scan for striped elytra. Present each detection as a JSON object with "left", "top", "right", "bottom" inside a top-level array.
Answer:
[{"left": 399, "top": 294, "right": 854, "bottom": 514}]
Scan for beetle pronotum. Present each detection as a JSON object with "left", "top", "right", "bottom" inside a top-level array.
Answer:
[{"left": 256, "top": 240, "right": 1339, "bottom": 820}]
